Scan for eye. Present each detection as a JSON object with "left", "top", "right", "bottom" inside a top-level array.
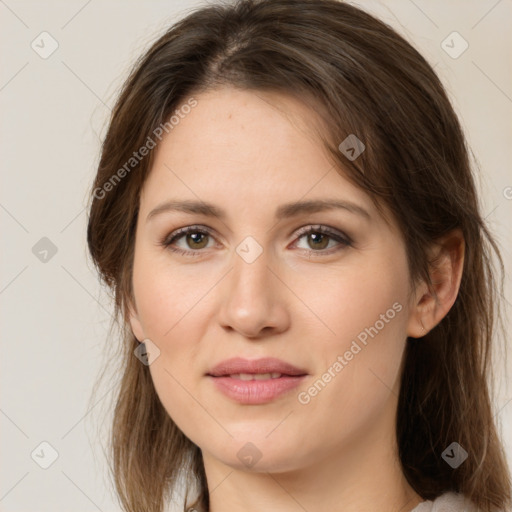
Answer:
[
  {"left": 292, "top": 225, "right": 352, "bottom": 256},
  {"left": 159, "top": 224, "right": 352, "bottom": 257},
  {"left": 159, "top": 225, "right": 216, "bottom": 257}
]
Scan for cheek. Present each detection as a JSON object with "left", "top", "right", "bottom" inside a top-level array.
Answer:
[
  {"left": 131, "top": 252, "right": 216, "bottom": 423},
  {"left": 294, "top": 256, "right": 410, "bottom": 409},
  {"left": 297, "top": 254, "right": 409, "bottom": 349},
  {"left": 132, "top": 260, "right": 209, "bottom": 439},
  {"left": 132, "top": 250, "right": 213, "bottom": 340}
]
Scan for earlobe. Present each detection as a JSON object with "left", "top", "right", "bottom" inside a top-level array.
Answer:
[
  {"left": 407, "top": 229, "right": 465, "bottom": 339},
  {"left": 128, "top": 301, "right": 146, "bottom": 342}
]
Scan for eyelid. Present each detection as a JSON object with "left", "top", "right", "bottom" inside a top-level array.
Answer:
[
  {"left": 292, "top": 224, "right": 352, "bottom": 245},
  {"left": 159, "top": 223, "right": 353, "bottom": 256},
  {"left": 162, "top": 224, "right": 215, "bottom": 244},
  {"left": 159, "top": 224, "right": 218, "bottom": 256}
]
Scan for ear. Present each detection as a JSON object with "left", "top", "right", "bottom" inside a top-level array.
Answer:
[
  {"left": 127, "top": 299, "right": 146, "bottom": 342},
  {"left": 407, "top": 228, "right": 465, "bottom": 338}
]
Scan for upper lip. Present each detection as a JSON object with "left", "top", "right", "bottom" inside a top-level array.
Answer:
[{"left": 207, "top": 357, "right": 308, "bottom": 377}]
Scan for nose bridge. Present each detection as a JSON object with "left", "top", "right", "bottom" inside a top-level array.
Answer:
[
  {"left": 233, "top": 237, "right": 271, "bottom": 294},
  {"left": 218, "top": 235, "right": 288, "bottom": 337}
]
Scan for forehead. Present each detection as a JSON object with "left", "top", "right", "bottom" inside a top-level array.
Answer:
[
  {"left": 139, "top": 87, "right": 373, "bottom": 217},
  {"left": 162, "top": 86, "right": 330, "bottom": 163}
]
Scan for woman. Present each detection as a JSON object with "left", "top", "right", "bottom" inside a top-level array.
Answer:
[{"left": 86, "top": 1, "right": 511, "bottom": 511}]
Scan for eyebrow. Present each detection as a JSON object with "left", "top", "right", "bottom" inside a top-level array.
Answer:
[{"left": 146, "top": 198, "right": 371, "bottom": 223}]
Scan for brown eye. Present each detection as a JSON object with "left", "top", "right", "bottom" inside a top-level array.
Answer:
[
  {"left": 160, "top": 224, "right": 352, "bottom": 258},
  {"left": 184, "top": 232, "right": 209, "bottom": 249},
  {"left": 161, "top": 226, "right": 216, "bottom": 257},
  {"left": 305, "top": 232, "right": 330, "bottom": 250},
  {"left": 293, "top": 225, "right": 352, "bottom": 255}
]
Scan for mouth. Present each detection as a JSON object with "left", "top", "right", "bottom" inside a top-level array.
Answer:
[
  {"left": 210, "top": 372, "right": 299, "bottom": 380},
  {"left": 206, "top": 358, "right": 308, "bottom": 404},
  {"left": 207, "top": 356, "right": 308, "bottom": 378},
  {"left": 206, "top": 373, "right": 307, "bottom": 404}
]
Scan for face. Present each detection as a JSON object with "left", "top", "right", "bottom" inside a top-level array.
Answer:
[{"left": 129, "top": 86, "right": 419, "bottom": 473}]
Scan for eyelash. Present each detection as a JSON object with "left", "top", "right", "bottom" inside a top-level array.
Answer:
[{"left": 158, "top": 224, "right": 353, "bottom": 258}]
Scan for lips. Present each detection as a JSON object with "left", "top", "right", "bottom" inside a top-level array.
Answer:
[
  {"left": 207, "top": 357, "right": 308, "bottom": 405},
  {"left": 207, "top": 357, "right": 308, "bottom": 377}
]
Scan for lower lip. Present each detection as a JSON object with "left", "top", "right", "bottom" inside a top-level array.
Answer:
[{"left": 208, "top": 375, "right": 307, "bottom": 404}]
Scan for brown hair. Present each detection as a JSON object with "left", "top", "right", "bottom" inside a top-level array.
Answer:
[{"left": 86, "top": 1, "right": 511, "bottom": 511}]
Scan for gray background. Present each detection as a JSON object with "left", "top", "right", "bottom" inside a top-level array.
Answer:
[{"left": 1, "top": 1, "right": 511, "bottom": 511}]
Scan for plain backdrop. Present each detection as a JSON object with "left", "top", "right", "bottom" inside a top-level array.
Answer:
[{"left": 1, "top": 1, "right": 511, "bottom": 511}]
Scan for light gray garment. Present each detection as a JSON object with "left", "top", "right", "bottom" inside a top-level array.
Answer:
[{"left": 411, "top": 492, "right": 482, "bottom": 512}]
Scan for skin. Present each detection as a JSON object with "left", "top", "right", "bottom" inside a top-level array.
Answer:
[{"left": 128, "top": 86, "right": 465, "bottom": 512}]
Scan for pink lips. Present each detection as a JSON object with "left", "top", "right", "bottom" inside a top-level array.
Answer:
[
  {"left": 208, "top": 357, "right": 308, "bottom": 377},
  {"left": 207, "top": 357, "right": 308, "bottom": 405}
]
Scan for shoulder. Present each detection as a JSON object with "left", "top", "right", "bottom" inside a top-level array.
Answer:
[{"left": 411, "top": 492, "right": 480, "bottom": 512}]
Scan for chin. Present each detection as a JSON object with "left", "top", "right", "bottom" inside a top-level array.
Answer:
[{"left": 209, "top": 431, "right": 304, "bottom": 473}]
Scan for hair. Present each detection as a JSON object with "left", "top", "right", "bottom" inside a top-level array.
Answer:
[{"left": 85, "top": 0, "right": 511, "bottom": 511}]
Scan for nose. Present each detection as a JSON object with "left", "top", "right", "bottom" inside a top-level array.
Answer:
[{"left": 217, "top": 244, "right": 290, "bottom": 339}]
